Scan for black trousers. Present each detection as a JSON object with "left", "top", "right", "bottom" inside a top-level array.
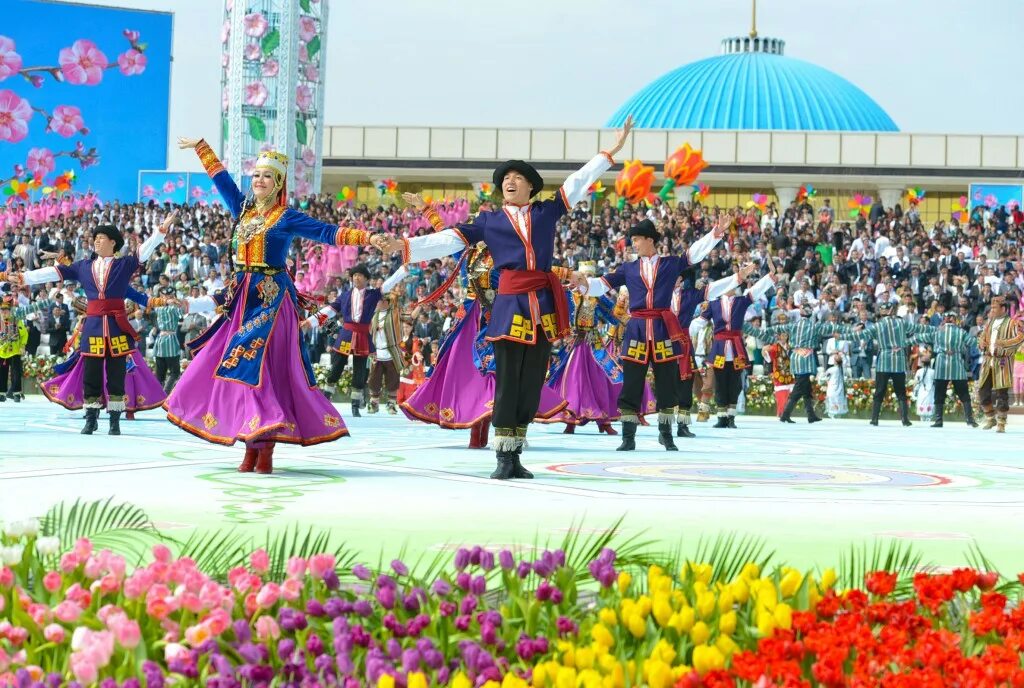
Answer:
[
  {"left": 934, "top": 378, "right": 972, "bottom": 418},
  {"left": 328, "top": 351, "right": 369, "bottom": 390},
  {"left": 713, "top": 367, "right": 743, "bottom": 409},
  {"left": 676, "top": 375, "right": 694, "bottom": 410},
  {"left": 155, "top": 356, "right": 181, "bottom": 392},
  {"left": 783, "top": 373, "right": 816, "bottom": 418},
  {"left": 873, "top": 372, "right": 908, "bottom": 405},
  {"left": 83, "top": 355, "right": 127, "bottom": 406},
  {"left": 619, "top": 357, "right": 678, "bottom": 415},
  {"left": 492, "top": 338, "right": 552, "bottom": 429},
  {"left": 0, "top": 356, "right": 22, "bottom": 395}
]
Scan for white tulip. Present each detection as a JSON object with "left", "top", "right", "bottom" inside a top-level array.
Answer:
[
  {"left": 35, "top": 536, "right": 61, "bottom": 557},
  {"left": 20, "top": 519, "right": 40, "bottom": 538},
  {"left": 3, "top": 519, "right": 40, "bottom": 539},
  {"left": 0, "top": 544, "right": 25, "bottom": 566}
]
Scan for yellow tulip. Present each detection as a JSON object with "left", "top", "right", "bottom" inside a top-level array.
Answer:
[
  {"left": 610, "top": 662, "right": 626, "bottom": 688},
  {"left": 695, "top": 591, "right": 716, "bottom": 620},
  {"left": 718, "top": 610, "right": 737, "bottom": 636},
  {"left": 779, "top": 569, "right": 803, "bottom": 598},
  {"left": 591, "top": 624, "right": 615, "bottom": 649},
  {"left": 691, "top": 563, "right": 713, "bottom": 584},
  {"left": 650, "top": 639, "right": 677, "bottom": 665},
  {"left": 647, "top": 660, "right": 672, "bottom": 688},
  {"left": 579, "top": 670, "right": 602, "bottom": 688},
  {"left": 531, "top": 665, "right": 547, "bottom": 688},
  {"left": 774, "top": 603, "right": 793, "bottom": 630},
  {"left": 689, "top": 621, "right": 710, "bottom": 645},
  {"left": 503, "top": 675, "right": 530, "bottom": 688},
  {"left": 808, "top": 585, "right": 822, "bottom": 608},
  {"left": 555, "top": 667, "right": 577, "bottom": 688},
  {"left": 575, "top": 646, "right": 595, "bottom": 670},
  {"left": 627, "top": 612, "right": 647, "bottom": 639},
  {"left": 637, "top": 595, "right": 652, "bottom": 618},
  {"left": 740, "top": 562, "right": 760, "bottom": 580},
  {"left": 755, "top": 583, "right": 778, "bottom": 612},
  {"left": 671, "top": 590, "right": 686, "bottom": 606},
  {"left": 729, "top": 578, "right": 750, "bottom": 604},
  {"left": 407, "top": 673, "right": 428, "bottom": 688},
  {"left": 717, "top": 588, "right": 735, "bottom": 613},
  {"left": 692, "top": 644, "right": 725, "bottom": 675},
  {"left": 483, "top": 682, "right": 500, "bottom": 688},
  {"left": 377, "top": 676, "right": 396, "bottom": 688},
  {"left": 453, "top": 672, "right": 473, "bottom": 688},
  {"left": 671, "top": 606, "right": 695, "bottom": 633},
  {"left": 599, "top": 654, "right": 617, "bottom": 673},
  {"left": 599, "top": 608, "right": 617, "bottom": 627},
  {"left": 652, "top": 595, "right": 673, "bottom": 627},
  {"left": 617, "top": 571, "right": 632, "bottom": 595},
  {"left": 820, "top": 567, "right": 837, "bottom": 589},
  {"left": 715, "top": 634, "right": 740, "bottom": 657},
  {"left": 756, "top": 610, "right": 777, "bottom": 637},
  {"left": 560, "top": 643, "right": 576, "bottom": 668},
  {"left": 692, "top": 581, "right": 708, "bottom": 596}
]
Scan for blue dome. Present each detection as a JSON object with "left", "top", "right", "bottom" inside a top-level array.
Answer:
[{"left": 606, "top": 52, "right": 898, "bottom": 132}]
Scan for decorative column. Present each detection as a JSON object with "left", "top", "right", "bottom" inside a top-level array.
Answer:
[
  {"left": 220, "top": 0, "right": 328, "bottom": 198},
  {"left": 774, "top": 185, "right": 800, "bottom": 208},
  {"left": 877, "top": 187, "right": 903, "bottom": 210}
]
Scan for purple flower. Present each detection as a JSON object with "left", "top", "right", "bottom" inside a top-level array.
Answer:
[
  {"left": 470, "top": 546, "right": 482, "bottom": 566},
  {"left": 376, "top": 574, "right": 396, "bottom": 589},
  {"left": 499, "top": 550, "right": 515, "bottom": 570},
  {"left": 470, "top": 575, "right": 487, "bottom": 595},
  {"left": 323, "top": 569, "right": 341, "bottom": 590},
  {"left": 516, "top": 561, "right": 532, "bottom": 579},
  {"left": 454, "top": 614, "right": 471, "bottom": 631},
  {"left": 553, "top": 549, "right": 566, "bottom": 567},
  {"left": 480, "top": 622, "right": 497, "bottom": 645},
  {"left": 238, "top": 643, "right": 263, "bottom": 664},
  {"left": 556, "top": 616, "right": 578, "bottom": 636},
  {"left": 536, "top": 581, "right": 553, "bottom": 602},
  {"left": 403, "top": 593, "right": 420, "bottom": 613},
  {"left": 460, "top": 594, "right": 478, "bottom": 615},
  {"left": 479, "top": 550, "right": 495, "bottom": 571},
  {"left": 439, "top": 601, "right": 456, "bottom": 617},
  {"left": 401, "top": 648, "right": 421, "bottom": 672},
  {"left": 352, "top": 564, "right": 372, "bottom": 581},
  {"left": 390, "top": 559, "right": 409, "bottom": 576},
  {"left": 532, "top": 559, "right": 553, "bottom": 578},
  {"left": 436, "top": 667, "right": 451, "bottom": 685},
  {"left": 551, "top": 588, "right": 564, "bottom": 605},
  {"left": 431, "top": 578, "right": 451, "bottom": 596},
  {"left": 455, "top": 572, "right": 471, "bottom": 590},
  {"left": 279, "top": 608, "right": 309, "bottom": 632},
  {"left": 597, "top": 547, "right": 616, "bottom": 565},
  {"left": 324, "top": 597, "right": 348, "bottom": 618},
  {"left": 376, "top": 585, "right": 396, "bottom": 609},
  {"left": 100, "top": 679, "right": 118, "bottom": 688},
  {"left": 314, "top": 653, "right": 333, "bottom": 675},
  {"left": 353, "top": 600, "right": 373, "bottom": 617},
  {"left": 306, "top": 599, "right": 326, "bottom": 617},
  {"left": 306, "top": 633, "right": 325, "bottom": 656},
  {"left": 121, "top": 680, "right": 140, "bottom": 688},
  {"left": 233, "top": 619, "right": 251, "bottom": 643},
  {"left": 453, "top": 548, "right": 470, "bottom": 570},
  {"left": 278, "top": 638, "right": 296, "bottom": 661}
]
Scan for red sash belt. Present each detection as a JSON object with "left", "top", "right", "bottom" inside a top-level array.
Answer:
[
  {"left": 630, "top": 308, "right": 685, "bottom": 341},
  {"left": 86, "top": 298, "right": 138, "bottom": 341},
  {"left": 343, "top": 322, "right": 371, "bottom": 356},
  {"left": 714, "top": 329, "right": 749, "bottom": 367},
  {"left": 676, "top": 331, "right": 694, "bottom": 378},
  {"left": 497, "top": 269, "right": 570, "bottom": 338}
]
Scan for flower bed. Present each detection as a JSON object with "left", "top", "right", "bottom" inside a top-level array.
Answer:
[{"left": 1, "top": 504, "right": 1023, "bottom": 686}]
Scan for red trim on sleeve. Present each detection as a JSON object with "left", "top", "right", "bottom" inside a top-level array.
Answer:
[{"left": 600, "top": 151, "right": 615, "bottom": 165}]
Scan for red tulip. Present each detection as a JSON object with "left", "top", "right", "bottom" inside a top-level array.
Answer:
[
  {"left": 614, "top": 160, "right": 655, "bottom": 204},
  {"left": 664, "top": 143, "right": 709, "bottom": 187}
]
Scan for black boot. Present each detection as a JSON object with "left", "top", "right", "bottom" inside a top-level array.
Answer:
[
  {"left": 964, "top": 398, "right": 978, "bottom": 427},
  {"left": 779, "top": 394, "right": 799, "bottom": 423},
  {"left": 899, "top": 398, "right": 912, "bottom": 427},
  {"left": 81, "top": 407, "right": 100, "bottom": 435},
  {"left": 676, "top": 423, "right": 696, "bottom": 438},
  {"left": 616, "top": 421, "right": 637, "bottom": 451},
  {"left": 713, "top": 415, "right": 729, "bottom": 428},
  {"left": 869, "top": 396, "right": 882, "bottom": 426},
  {"left": 350, "top": 397, "right": 361, "bottom": 418},
  {"left": 511, "top": 447, "right": 534, "bottom": 479},
  {"left": 930, "top": 408, "right": 943, "bottom": 428},
  {"left": 657, "top": 422, "right": 678, "bottom": 451},
  {"left": 490, "top": 451, "right": 516, "bottom": 480},
  {"left": 726, "top": 415, "right": 737, "bottom": 428},
  {"left": 108, "top": 411, "right": 121, "bottom": 436}
]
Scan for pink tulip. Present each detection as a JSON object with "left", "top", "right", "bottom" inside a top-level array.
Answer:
[
  {"left": 53, "top": 601, "right": 83, "bottom": 623},
  {"left": 5, "top": 627, "right": 26, "bottom": 646},
  {"left": 164, "top": 642, "right": 188, "bottom": 663},
  {"left": 203, "top": 608, "right": 231, "bottom": 636},
  {"left": 286, "top": 556, "right": 307, "bottom": 580},
  {"left": 303, "top": 64, "right": 319, "bottom": 82},
  {"left": 0, "top": 36, "right": 23, "bottom": 82},
  {"left": 281, "top": 578, "right": 303, "bottom": 602},
  {"left": 184, "top": 623, "right": 211, "bottom": 646},
  {"left": 74, "top": 538, "right": 92, "bottom": 560},
  {"left": 27, "top": 603, "right": 50, "bottom": 626},
  {"left": 255, "top": 582, "right": 280, "bottom": 609},
  {"left": 108, "top": 614, "right": 141, "bottom": 649},
  {"left": 255, "top": 615, "right": 280, "bottom": 642},
  {"left": 0, "top": 89, "right": 31, "bottom": 143},
  {"left": 309, "top": 553, "right": 335, "bottom": 579},
  {"left": 43, "top": 624, "right": 65, "bottom": 644},
  {"left": 250, "top": 549, "right": 270, "bottom": 574},
  {"left": 117, "top": 49, "right": 146, "bottom": 76},
  {"left": 0, "top": 567, "right": 12, "bottom": 588},
  {"left": 58, "top": 40, "right": 108, "bottom": 86},
  {"left": 69, "top": 653, "right": 98, "bottom": 684}
]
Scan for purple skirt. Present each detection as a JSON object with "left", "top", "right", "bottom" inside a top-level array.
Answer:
[
  {"left": 41, "top": 350, "right": 167, "bottom": 412},
  {"left": 402, "top": 301, "right": 566, "bottom": 428},
  {"left": 164, "top": 283, "right": 347, "bottom": 446},
  {"left": 550, "top": 343, "right": 657, "bottom": 424}
]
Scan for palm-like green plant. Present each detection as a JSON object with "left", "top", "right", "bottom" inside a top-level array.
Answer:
[
  {"left": 836, "top": 540, "right": 928, "bottom": 596},
  {"left": 41, "top": 498, "right": 163, "bottom": 566}
]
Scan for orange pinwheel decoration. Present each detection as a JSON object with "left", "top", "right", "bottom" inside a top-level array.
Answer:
[
  {"left": 615, "top": 160, "right": 655, "bottom": 205},
  {"left": 664, "top": 143, "right": 709, "bottom": 187}
]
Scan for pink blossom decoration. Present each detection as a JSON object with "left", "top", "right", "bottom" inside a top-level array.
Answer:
[
  {"left": 0, "top": 36, "right": 23, "bottom": 82},
  {"left": 298, "top": 16, "right": 318, "bottom": 42},
  {"left": 261, "top": 58, "right": 279, "bottom": 77},
  {"left": 220, "top": 20, "right": 231, "bottom": 45},
  {"left": 117, "top": 49, "right": 147, "bottom": 76},
  {"left": 295, "top": 177, "right": 312, "bottom": 198},
  {"left": 244, "top": 43, "right": 261, "bottom": 61},
  {"left": 58, "top": 39, "right": 109, "bottom": 86},
  {"left": 123, "top": 29, "right": 140, "bottom": 43},
  {"left": 243, "top": 13, "right": 268, "bottom": 38},
  {"left": 142, "top": 185, "right": 156, "bottom": 198},
  {"left": 162, "top": 181, "right": 176, "bottom": 194},
  {"left": 244, "top": 81, "right": 268, "bottom": 107},
  {"left": 294, "top": 160, "right": 306, "bottom": 178},
  {"left": 302, "top": 147, "right": 316, "bottom": 167},
  {"left": 26, "top": 148, "right": 55, "bottom": 178},
  {"left": 296, "top": 84, "right": 313, "bottom": 112},
  {"left": 190, "top": 186, "right": 206, "bottom": 200},
  {"left": 0, "top": 89, "right": 32, "bottom": 143},
  {"left": 176, "top": 176, "right": 185, "bottom": 188},
  {"left": 303, "top": 64, "right": 319, "bottom": 82},
  {"left": 48, "top": 105, "right": 86, "bottom": 137},
  {"left": 221, "top": 53, "right": 230, "bottom": 69},
  {"left": 221, "top": 86, "right": 229, "bottom": 111},
  {"left": 242, "top": 159, "right": 256, "bottom": 176},
  {"left": 298, "top": 43, "right": 308, "bottom": 63}
]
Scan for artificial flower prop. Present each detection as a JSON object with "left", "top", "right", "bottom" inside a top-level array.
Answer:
[
  {"left": 375, "top": 178, "right": 398, "bottom": 196},
  {"left": 796, "top": 184, "right": 817, "bottom": 202},
  {"left": 906, "top": 187, "right": 925, "bottom": 205},
  {"left": 847, "top": 193, "right": 872, "bottom": 218},
  {"left": 693, "top": 182, "right": 710, "bottom": 201},
  {"left": 660, "top": 143, "right": 708, "bottom": 200},
  {"left": 951, "top": 195, "right": 968, "bottom": 223},
  {"left": 471, "top": 182, "right": 494, "bottom": 200},
  {"left": 746, "top": 193, "right": 768, "bottom": 212},
  {"left": 335, "top": 186, "right": 355, "bottom": 206},
  {"left": 614, "top": 159, "right": 655, "bottom": 209},
  {"left": 587, "top": 180, "right": 605, "bottom": 200},
  {"left": 3, "top": 179, "right": 30, "bottom": 204}
]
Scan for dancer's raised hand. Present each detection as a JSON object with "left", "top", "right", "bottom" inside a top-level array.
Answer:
[
  {"left": 177, "top": 137, "right": 201, "bottom": 150},
  {"left": 608, "top": 115, "right": 635, "bottom": 157},
  {"left": 402, "top": 192, "right": 426, "bottom": 210}
]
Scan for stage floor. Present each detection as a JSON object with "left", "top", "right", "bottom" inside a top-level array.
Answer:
[{"left": 3, "top": 396, "right": 1021, "bottom": 572}]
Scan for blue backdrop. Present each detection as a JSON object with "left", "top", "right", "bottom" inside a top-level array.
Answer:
[
  {"left": 1, "top": 1, "right": 171, "bottom": 201},
  {"left": 969, "top": 184, "right": 1023, "bottom": 211}
]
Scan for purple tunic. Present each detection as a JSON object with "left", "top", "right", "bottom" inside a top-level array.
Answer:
[
  {"left": 328, "top": 288, "right": 382, "bottom": 355},
  {"left": 56, "top": 256, "right": 141, "bottom": 358},
  {"left": 701, "top": 295, "right": 754, "bottom": 369}
]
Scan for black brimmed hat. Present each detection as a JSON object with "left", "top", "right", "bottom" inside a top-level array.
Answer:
[
  {"left": 94, "top": 224, "right": 124, "bottom": 251},
  {"left": 350, "top": 264, "right": 370, "bottom": 279},
  {"left": 493, "top": 160, "right": 544, "bottom": 197},
  {"left": 628, "top": 219, "right": 661, "bottom": 242}
]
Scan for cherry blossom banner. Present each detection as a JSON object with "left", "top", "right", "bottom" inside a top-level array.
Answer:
[
  {"left": 1, "top": 0, "right": 171, "bottom": 202},
  {"left": 138, "top": 171, "right": 223, "bottom": 207}
]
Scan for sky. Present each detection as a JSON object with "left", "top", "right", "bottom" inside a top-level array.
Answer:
[{"left": 58, "top": 0, "right": 1024, "bottom": 172}]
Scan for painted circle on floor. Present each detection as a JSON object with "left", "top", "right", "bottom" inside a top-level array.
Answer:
[{"left": 547, "top": 462, "right": 954, "bottom": 487}]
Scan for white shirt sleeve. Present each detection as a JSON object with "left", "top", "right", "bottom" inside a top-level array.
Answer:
[
  {"left": 304, "top": 304, "right": 338, "bottom": 330},
  {"left": 138, "top": 231, "right": 166, "bottom": 262},
  {"left": 560, "top": 153, "right": 614, "bottom": 208},
  {"left": 586, "top": 276, "right": 613, "bottom": 297},
  {"left": 185, "top": 296, "right": 218, "bottom": 314},
  {"left": 381, "top": 265, "right": 408, "bottom": 294},
  {"left": 406, "top": 229, "right": 467, "bottom": 263},
  {"left": 686, "top": 230, "right": 721, "bottom": 265},
  {"left": 22, "top": 266, "right": 62, "bottom": 286},
  {"left": 746, "top": 274, "right": 777, "bottom": 302},
  {"left": 706, "top": 274, "right": 738, "bottom": 300}
]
